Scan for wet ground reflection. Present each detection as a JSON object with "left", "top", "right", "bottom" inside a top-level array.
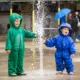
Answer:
[{"left": 0, "top": 48, "right": 80, "bottom": 80}]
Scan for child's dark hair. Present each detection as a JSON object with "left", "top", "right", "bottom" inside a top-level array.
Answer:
[
  {"left": 60, "top": 26, "right": 66, "bottom": 29},
  {"left": 60, "top": 26, "right": 70, "bottom": 33}
]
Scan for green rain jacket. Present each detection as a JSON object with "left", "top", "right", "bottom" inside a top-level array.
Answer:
[{"left": 5, "top": 13, "right": 37, "bottom": 51}]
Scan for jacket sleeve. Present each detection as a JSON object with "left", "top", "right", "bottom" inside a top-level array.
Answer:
[
  {"left": 69, "top": 40, "right": 76, "bottom": 54},
  {"left": 44, "top": 37, "right": 56, "bottom": 47},
  {"left": 5, "top": 30, "right": 12, "bottom": 50},
  {"left": 24, "top": 29, "right": 37, "bottom": 38}
]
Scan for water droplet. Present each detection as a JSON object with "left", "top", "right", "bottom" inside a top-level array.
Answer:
[{"left": 31, "top": 63, "right": 33, "bottom": 66}]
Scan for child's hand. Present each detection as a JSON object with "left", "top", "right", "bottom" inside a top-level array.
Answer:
[
  {"left": 34, "top": 34, "right": 38, "bottom": 38},
  {"left": 6, "top": 50, "right": 11, "bottom": 54},
  {"left": 71, "top": 54, "right": 75, "bottom": 57},
  {"left": 42, "top": 39, "right": 46, "bottom": 43}
]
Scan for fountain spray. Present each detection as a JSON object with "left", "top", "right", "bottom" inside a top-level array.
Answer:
[{"left": 34, "top": 0, "right": 45, "bottom": 73}]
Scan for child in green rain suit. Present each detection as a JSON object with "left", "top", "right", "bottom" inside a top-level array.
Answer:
[{"left": 5, "top": 13, "right": 37, "bottom": 76}]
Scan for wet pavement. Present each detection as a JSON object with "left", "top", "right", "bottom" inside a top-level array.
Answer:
[{"left": 0, "top": 41, "right": 80, "bottom": 80}]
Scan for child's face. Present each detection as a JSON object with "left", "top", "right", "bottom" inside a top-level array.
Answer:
[
  {"left": 61, "top": 27, "right": 69, "bottom": 35},
  {"left": 14, "top": 19, "right": 20, "bottom": 27}
]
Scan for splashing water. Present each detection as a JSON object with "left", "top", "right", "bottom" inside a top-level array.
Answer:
[
  {"left": 35, "top": 0, "right": 44, "bottom": 36},
  {"left": 34, "top": 0, "right": 45, "bottom": 73}
]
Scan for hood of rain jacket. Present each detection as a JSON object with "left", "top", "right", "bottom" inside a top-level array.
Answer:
[
  {"left": 58, "top": 23, "right": 72, "bottom": 36},
  {"left": 9, "top": 13, "right": 22, "bottom": 29}
]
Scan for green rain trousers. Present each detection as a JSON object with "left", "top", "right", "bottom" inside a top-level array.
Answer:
[{"left": 8, "top": 50, "right": 24, "bottom": 74}]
